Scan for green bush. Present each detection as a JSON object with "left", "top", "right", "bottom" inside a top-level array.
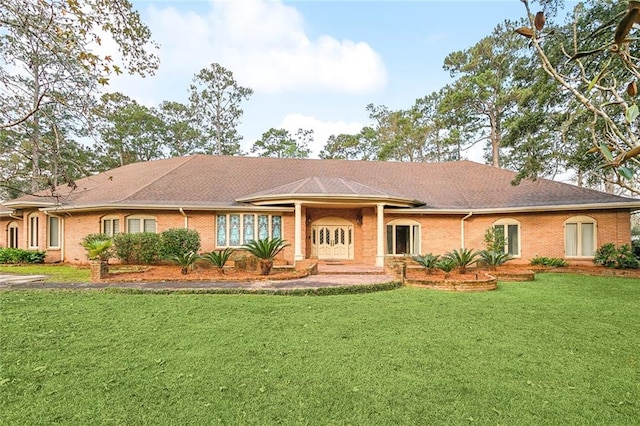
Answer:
[
  {"left": 633, "top": 240, "right": 640, "bottom": 259},
  {"left": 113, "top": 233, "right": 162, "bottom": 264},
  {"left": 413, "top": 253, "right": 440, "bottom": 274},
  {"left": 443, "top": 248, "right": 480, "bottom": 274},
  {"left": 80, "top": 233, "right": 113, "bottom": 261},
  {"left": 479, "top": 250, "right": 512, "bottom": 269},
  {"left": 159, "top": 228, "right": 201, "bottom": 259},
  {"left": 202, "top": 248, "right": 235, "bottom": 269},
  {"left": 0, "top": 248, "right": 46, "bottom": 264},
  {"left": 530, "top": 256, "right": 567, "bottom": 267},
  {"left": 593, "top": 243, "right": 639, "bottom": 269}
]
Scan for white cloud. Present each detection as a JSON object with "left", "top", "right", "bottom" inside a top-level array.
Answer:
[
  {"left": 278, "top": 114, "right": 364, "bottom": 157},
  {"left": 144, "top": 0, "right": 387, "bottom": 94}
]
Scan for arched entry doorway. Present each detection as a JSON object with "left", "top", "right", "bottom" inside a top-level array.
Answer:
[{"left": 311, "top": 217, "right": 354, "bottom": 260}]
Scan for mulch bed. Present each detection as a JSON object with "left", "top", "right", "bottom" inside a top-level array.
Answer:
[{"left": 104, "top": 264, "right": 308, "bottom": 282}]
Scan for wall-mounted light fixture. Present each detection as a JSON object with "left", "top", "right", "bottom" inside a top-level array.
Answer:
[
  {"left": 306, "top": 215, "right": 312, "bottom": 224},
  {"left": 356, "top": 215, "right": 363, "bottom": 226}
]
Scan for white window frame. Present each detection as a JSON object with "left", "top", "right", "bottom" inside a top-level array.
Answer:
[
  {"left": 102, "top": 216, "right": 120, "bottom": 237},
  {"left": 564, "top": 216, "right": 597, "bottom": 258},
  {"left": 7, "top": 222, "right": 19, "bottom": 249},
  {"left": 28, "top": 213, "right": 39, "bottom": 249},
  {"left": 47, "top": 216, "right": 61, "bottom": 249},
  {"left": 493, "top": 218, "right": 521, "bottom": 258},
  {"left": 216, "top": 213, "right": 283, "bottom": 248},
  {"left": 385, "top": 219, "right": 421, "bottom": 256},
  {"left": 126, "top": 215, "right": 157, "bottom": 234}
]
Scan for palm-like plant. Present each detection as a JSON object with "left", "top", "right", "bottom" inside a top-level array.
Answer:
[
  {"left": 413, "top": 253, "right": 440, "bottom": 274},
  {"left": 444, "top": 248, "right": 480, "bottom": 274},
  {"left": 435, "top": 257, "right": 457, "bottom": 278},
  {"left": 202, "top": 248, "right": 234, "bottom": 273},
  {"left": 171, "top": 251, "right": 200, "bottom": 275},
  {"left": 82, "top": 239, "right": 113, "bottom": 261},
  {"left": 479, "top": 250, "right": 512, "bottom": 270},
  {"left": 242, "top": 238, "right": 290, "bottom": 275}
]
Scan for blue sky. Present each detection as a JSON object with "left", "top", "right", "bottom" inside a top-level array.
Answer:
[{"left": 113, "top": 0, "right": 575, "bottom": 159}]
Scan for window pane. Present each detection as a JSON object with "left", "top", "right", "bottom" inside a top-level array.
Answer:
[
  {"left": 386, "top": 225, "right": 393, "bottom": 254},
  {"left": 143, "top": 219, "right": 156, "bottom": 233},
  {"left": 30, "top": 216, "right": 38, "bottom": 247},
  {"left": 103, "top": 220, "right": 109, "bottom": 235},
  {"left": 243, "top": 214, "right": 255, "bottom": 243},
  {"left": 217, "top": 215, "right": 227, "bottom": 246},
  {"left": 494, "top": 225, "right": 506, "bottom": 253},
  {"left": 128, "top": 219, "right": 140, "bottom": 234},
  {"left": 9, "top": 226, "right": 18, "bottom": 249},
  {"left": 258, "top": 215, "right": 269, "bottom": 239},
  {"left": 412, "top": 225, "right": 420, "bottom": 254},
  {"left": 229, "top": 214, "right": 241, "bottom": 246},
  {"left": 395, "top": 225, "right": 410, "bottom": 254},
  {"left": 272, "top": 216, "right": 282, "bottom": 239},
  {"left": 113, "top": 219, "right": 120, "bottom": 235},
  {"left": 49, "top": 217, "right": 59, "bottom": 247},
  {"left": 581, "top": 223, "right": 595, "bottom": 256},
  {"left": 565, "top": 223, "right": 577, "bottom": 256},
  {"left": 507, "top": 224, "right": 519, "bottom": 255}
]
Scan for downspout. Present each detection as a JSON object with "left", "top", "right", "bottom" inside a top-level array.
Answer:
[
  {"left": 9, "top": 213, "right": 23, "bottom": 221},
  {"left": 179, "top": 208, "right": 188, "bottom": 229},
  {"left": 461, "top": 212, "right": 473, "bottom": 249}
]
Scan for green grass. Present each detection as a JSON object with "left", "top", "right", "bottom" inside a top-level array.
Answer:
[
  {"left": 1, "top": 274, "right": 639, "bottom": 425},
  {"left": 0, "top": 264, "right": 90, "bottom": 283}
]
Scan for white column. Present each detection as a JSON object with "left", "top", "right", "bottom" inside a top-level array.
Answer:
[
  {"left": 294, "top": 201, "right": 304, "bottom": 261},
  {"left": 376, "top": 203, "right": 385, "bottom": 267}
]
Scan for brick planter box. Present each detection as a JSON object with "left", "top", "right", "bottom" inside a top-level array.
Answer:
[{"left": 406, "top": 274, "right": 498, "bottom": 292}]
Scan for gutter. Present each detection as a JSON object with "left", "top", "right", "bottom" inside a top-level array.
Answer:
[
  {"left": 179, "top": 207, "right": 188, "bottom": 228},
  {"left": 461, "top": 212, "right": 473, "bottom": 249}
]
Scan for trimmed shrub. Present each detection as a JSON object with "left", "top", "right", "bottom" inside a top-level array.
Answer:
[
  {"left": 0, "top": 248, "right": 46, "bottom": 264},
  {"left": 113, "top": 233, "right": 162, "bottom": 264},
  {"left": 159, "top": 228, "right": 201, "bottom": 259},
  {"left": 593, "top": 243, "right": 639, "bottom": 269},
  {"left": 530, "top": 256, "right": 567, "bottom": 267}
]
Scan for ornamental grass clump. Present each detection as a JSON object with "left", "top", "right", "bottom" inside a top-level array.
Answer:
[
  {"left": 413, "top": 253, "right": 440, "bottom": 274},
  {"left": 170, "top": 251, "right": 201, "bottom": 275},
  {"left": 202, "top": 248, "right": 235, "bottom": 273}
]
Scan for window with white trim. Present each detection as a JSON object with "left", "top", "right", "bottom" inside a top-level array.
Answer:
[
  {"left": 565, "top": 216, "right": 596, "bottom": 257},
  {"left": 8, "top": 222, "right": 18, "bottom": 249},
  {"left": 28, "top": 214, "right": 39, "bottom": 248},
  {"left": 493, "top": 219, "right": 521, "bottom": 257},
  {"left": 48, "top": 216, "right": 60, "bottom": 248},
  {"left": 216, "top": 213, "right": 282, "bottom": 247},
  {"left": 386, "top": 220, "right": 420, "bottom": 255},
  {"left": 102, "top": 217, "right": 120, "bottom": 236},
  {"left": 126, "top": 216, "right": 157, "bottom": 233}
]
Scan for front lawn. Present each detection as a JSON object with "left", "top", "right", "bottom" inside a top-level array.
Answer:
[
  {"left": 0, "top": 264, "right": 90, "bottom": 283},
  {"left": 1, "top": 274, "right": 639, "bottom": 424}
]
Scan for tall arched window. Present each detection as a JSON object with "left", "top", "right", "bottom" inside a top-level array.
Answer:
[
  {"left": 493, "top": 218, "right": 521, "bottom": 257},
  {"left": 386, "top": 219, "right": 420, "bottom": 255},
  {"left": 28, "top": 213, "right": 39, "bottom": 249},
  {"left": 7, "top": 222, "right": 18, "bottom": 249},
  {"left": 565, "top": 216, "right": 596, "bottom": 257}
]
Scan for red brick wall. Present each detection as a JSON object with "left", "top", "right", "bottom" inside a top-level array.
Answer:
[{"left": 1, "top": 207, "right": 633, "bottom": 266}]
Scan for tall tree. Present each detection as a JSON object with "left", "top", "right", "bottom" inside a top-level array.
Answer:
[
  {"left": 189, "top": 63, "right": 253, "bottom": 156},
  {"left": 251, "top": 128, "right": 312, "bottom": 158},
  {"left": 0, "top": 0, "right": 159, "bottom": 194},
  {"left": 157, "top": 101, "right": 203, "bottom": 157},
  {"left": 319, "top": 128, "right": 378, "bottom": 160},
  {"left": 442, "top": 21, "right": 528, "bottom": 167}
]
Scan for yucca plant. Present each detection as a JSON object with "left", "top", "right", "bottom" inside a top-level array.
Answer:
[
  {"left": 413, "top": 253, "right": 440, "bottom": 274},
  {"left": 444, "top": 248, "right": 480, "bottom": 274},
  {"left": 242, "top": 238, "right": 290, "bottom": 275},
  {"left": 202, "top": 247, "right": 234, "bottom": 273},
  {"left": 171, "top": 251, "right": 200, "bottom": 275},
  {"left": 479, "top": 250, "right": 512, "bottom": 270}
]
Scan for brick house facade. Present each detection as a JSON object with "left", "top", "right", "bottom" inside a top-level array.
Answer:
[{"left": 1, "top": 155, "right": 638, "bottom": 266}]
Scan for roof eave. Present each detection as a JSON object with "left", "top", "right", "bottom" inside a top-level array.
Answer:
[
  {"left": 236, "top": 193, "right": 425, "bottom": 207},
  {"left": 40, "top": 203, "right": 295, "bottom": 213},
  {"left": 391, "top": 201, "right": 640, "bottom": 215}
]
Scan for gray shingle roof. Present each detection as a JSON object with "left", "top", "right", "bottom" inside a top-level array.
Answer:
[{"left": 4, "top": 155, "right": 638, "bottom": 211}]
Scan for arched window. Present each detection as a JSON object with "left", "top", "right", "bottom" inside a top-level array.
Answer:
[
  {"left": 386, "top": 219, "right": 420, "bottom": 255},
  {"left": 7, "top": 222, "right": 18, "bottom": 249},
  {"left": 493, "top": 218, "right": 521, "bottom": 257},
  {"left": 126, "top": 215, "right": 157, "bottom": 234},
  {"left": 28, "top": 213, "right": 39, "bottom": 248},
  {"left": 565, "top": 216, "right": 596, "bottom": 257}
]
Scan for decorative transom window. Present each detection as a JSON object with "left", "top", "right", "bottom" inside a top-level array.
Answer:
[
  {"left": 48, "top": 216, "right": 60, "bottom": 248},
  {"left": 493, "top": 219, "right": 521, "bottom": 257},
  {"left": 28, "top": 213, "right": 39, "bottom": 249},
  {"left": 386, "top": 219, "right": 420, "bottom": 255},
  {"left": 565, "top": 216, "right": 596, "bottom": 257},
  {"left": 126, "top": 216, "right": 157, "bottom": 234},
  {"left": 8, "top": 222, "right": 18, "bottom": 249},
  {"left": 216, "top": 214, "right": 282, "bottom": 247},
  {"left": 102, "top": 216, "right": 120, "bottom": 236}
]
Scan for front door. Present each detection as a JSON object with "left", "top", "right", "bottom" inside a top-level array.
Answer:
[{"left": 312, "top": 223, "right": 354, "bottom": 260}]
